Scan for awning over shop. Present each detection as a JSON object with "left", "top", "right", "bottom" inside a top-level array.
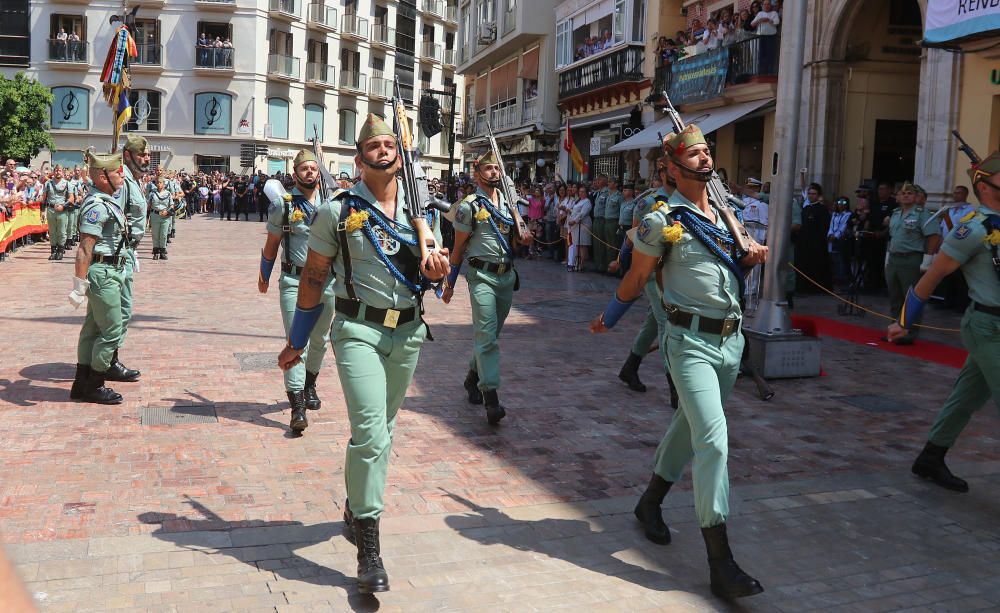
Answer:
[
  {"left": 569, "top": 108, "right": 633, "bottom": 130},
  {"left": 925, "top": 0, "right": 1000, "bottom": 46},
  {"left": 608, "top": 98, "right": 774, "bottom": 152}
]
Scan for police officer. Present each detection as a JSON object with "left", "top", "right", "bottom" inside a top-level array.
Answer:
[
  {"left": 591, "top": 125, "right": 767, "bottom": 599},
  {"left": 443, "top": 151, "right": 530, "bottom": 425},
  {"left": 884, "top": 182, "right": 941, "bottom": 344},
  {"left": 602, "top": 178, "right": 624, "bottom": 273},
  {"left": 68, "top": 151, "right": 129, "bottom": 405},
  {"left": 889, "top": 152, "right": 1000, "bottom": 493},
  {"left": 148, "top": 177, "right": 172, "bottom": 260},
  {"left": 277, "top": 114, "right": 450, "bottom": 593},
  {"left": 591, "top": 174, "right": 609, "bottom": 271},
  {"left": 44, "top": 166, "right": 70, "bottom": 260},
  {"left": 259, "top": 150, "right": 336, "bottom": 433},
  {"left": 235, "top": 174, "right": 250, "bottom": 221}
]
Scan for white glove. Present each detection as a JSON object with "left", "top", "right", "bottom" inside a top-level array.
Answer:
[
  {"left": 68, "top": 277, "right": 89, "bottom": 309},
  {"left": 920, "top": 253, "right": 934, "bottom": 273}
]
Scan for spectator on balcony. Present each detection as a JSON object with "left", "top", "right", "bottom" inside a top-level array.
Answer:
[
  {"left": 575, "top": 41, "right": 588, "bottom": 61},
  {"left": 690, "top": 18, "right": 705, "bottom": 40},
  {"left": 55, "top": 28, "right": 68, "bottom": 60},
  {"left": 601, "top": 30, "right": 614, "bottom": 50},
  {"left": 743, "top": 3, "right": 761, "bottom": 32},
  {"left": 702, "top": 19, "right": 725, "bottom": 50},
  {"left": 751, "top": 0, "right": 781, "bottom": 36},
  {"left": 197, "top": 33, "right": 209, "bottom": 66},
  {"left": 68, "top": 30, "right": 82, "bottom": 61},
  {"left": 222, "top": 38, "right": 234, "bottom": 67},
  {"left": 212, "top": 37, "right": 224, "bottom": 67}
]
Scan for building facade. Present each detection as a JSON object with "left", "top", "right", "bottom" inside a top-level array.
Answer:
[{"left": 3, "top": 0, "right": 463, "bottom": 177}]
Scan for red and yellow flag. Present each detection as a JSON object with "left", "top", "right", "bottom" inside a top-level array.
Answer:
[{"left": 563, "top": 118, "right": 588, "bottom": 176}]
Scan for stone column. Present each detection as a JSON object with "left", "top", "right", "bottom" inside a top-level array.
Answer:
[
  {"left": 801, "top": 61, "right": 847, "bottom": 194},
  {"left": 914, "top": 48, "right": 962, "bottom": 210}
]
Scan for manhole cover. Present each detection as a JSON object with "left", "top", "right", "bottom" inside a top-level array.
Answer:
[
  {"left": 515, "top": 298, "right": 609, "bottom": 323},
  {"left": 834, "top": 395, "right": 915, "bottom": 413},
  {"left": 234, "top": 352, "right": 279, "bottom": 372},
  {"left": 140, "top": 405, "right": 218, "bottom": 425}
]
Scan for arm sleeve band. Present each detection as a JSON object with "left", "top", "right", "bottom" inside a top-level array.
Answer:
[
  {"left": 601, "top": 292, "right": 637, "bottom": 329},
  {"left": 898, "top": 285, "right": 927, "bottom": 330},
  {"left": 259, "top": 250, "right": 276, "bottom": 284},
  {"left": 447, "top": 263, "right": 462, "bottom": 288},
  {"left": 288, "top": 303, "right": 325, "bottom": 350}
]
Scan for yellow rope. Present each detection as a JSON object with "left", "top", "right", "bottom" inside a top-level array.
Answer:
[
  {"left": 788, "top": 263, "right": 960, "bottom": 333},
  {"left": 581, "top": 225, "right": 621, "bottom": 252}
]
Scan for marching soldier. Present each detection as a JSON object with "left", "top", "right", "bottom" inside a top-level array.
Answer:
[
  {"left": 277, "top": 114, "right": 450, "bottom": 593},
  {"left": 68, "top": 151, "right": 129, "bottom": 405},
  {"left": 148, "top": 177, "right": 172, "bottom": 260},
  {"left": 884, "top": 182, "right": 941, "bottom": 344},
  {"left": 889, "top": 151, "right": 1000, "bottom": 493},
  {"left": 259, "top": 149, "right": 337, "bottom": 433},
  {"left": 591, "top": 125, "right": 767, "bottom": 599},
  {"left": 443, "top": 150, "right": 528, "bottom": 425},
  {"left": 44, "top": 166, "right": 70, "bottom": 260}
]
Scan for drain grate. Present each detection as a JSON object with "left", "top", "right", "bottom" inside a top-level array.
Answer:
[
  {"left": 834, "top": 395, "right": 915, "bottom": 414},
  {"left": 515, "top": 297, "right": 610, "bottom": 323},
  {"left": 234, "top": 352, "right": 279, "bottom": 372},
  {"left": 140, "top": 405, "right": 218, "bottom": 425}
]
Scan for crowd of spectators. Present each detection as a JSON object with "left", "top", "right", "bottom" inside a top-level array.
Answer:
[
  {"left": 654, "top": 0, "right": 782, "bottom": 68},
  {"left": 196, "top": 33, "right": 234, "bottom": 68},
  {"left": 0, "top": 159, "right": 47, "bottom": 261}
]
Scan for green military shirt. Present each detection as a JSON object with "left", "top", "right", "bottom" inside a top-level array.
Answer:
[
  {"left": 308, "top": 179, "right": 442, "bottom": 310},
  {"left": 79, "top": 192, "right": 126, "bottom": 257},
  {"left": 634, "top": 190, "right": 742, "bottom": 320},
  {"left": 592, "top": 186, "right": 609, "bottom": 219},
  {"left": 148, "top": 190, "right": 171, "bottom": 215},
  {"left": 120, "top": 165, "right": 148, "bottom": 245},
  {"left": 633, "top": 188, "right": 671, "bottom": 224},
  {"left": 266, "top": 187, "right": 322, "bottom": 268},
  {"left": 619, "top": 198, "right": 636, "bottom": 226},
  {"left": 452, "top": 187, "right": 515, "bottom": 265},
  {"left": 605, "top": 190, "right": 624, "bottom": 222},
  {"left": 889, "top": 205, "right": 938, "bottom": 254},
  {"left": 44, "top": 179, "right": 70, "bottom": 205},
  {"left": 941, "top": 209, "right": 1000, "bottom": 307}
]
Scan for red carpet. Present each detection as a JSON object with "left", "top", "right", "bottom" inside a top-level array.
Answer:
[{"left": 790, "top": 314, "right": 968, "bottom": 369}]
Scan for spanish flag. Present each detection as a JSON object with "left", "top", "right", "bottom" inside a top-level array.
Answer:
[{"left": 563, "top": 118, "right": 588, "bottom": 176}]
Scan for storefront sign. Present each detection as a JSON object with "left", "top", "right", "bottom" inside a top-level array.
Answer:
[
  {"left": 150, "top": 144, "right": 171, "bottom": 153},
  {"left": 668, "top": 48, "right": 729, "bottom": 106},
  {"left": 50, "top": 87, "right": 89, "bottom": 130},
  {"left": 194, "top": 92, "right": 232, "bottom": 135},
  {"left": 590, "top": 137, "right": 602, "bottom": 156},
  {"left": 925, "top": 0, "right": 1000, "bottom": 46}
]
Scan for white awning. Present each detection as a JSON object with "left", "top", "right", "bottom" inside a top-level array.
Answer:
[{"left": 608, "top": 98, "right": 774, "bottom": 152}]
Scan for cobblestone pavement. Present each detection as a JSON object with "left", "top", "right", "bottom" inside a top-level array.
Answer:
[{"left": 1, "top": 216, "right": 998, "bottom": 612}]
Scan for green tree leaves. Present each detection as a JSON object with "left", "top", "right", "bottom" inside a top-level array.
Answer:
[{"left": 0, "top": 72, "right": 55, "bottom": 161}]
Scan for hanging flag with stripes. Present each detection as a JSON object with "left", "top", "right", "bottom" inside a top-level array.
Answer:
[{"left": 100, "top": 24, "right": 138, "bottom": 151}]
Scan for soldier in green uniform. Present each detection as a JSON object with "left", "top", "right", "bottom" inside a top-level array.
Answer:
[
  {"left": 148, "top": 178, "right": 172, "bottom": 260},
  {"left": 591, "top": 125, "right": 767, "bottom": 599},
  {"left": 111, "top": 134, "right": 151, "bottom": 383},
  {"left": 591, "top": 174, "right": 609, "bottom": 271},
  {"left": 65, "top": 167, "right": 81, "bottom": 248},
  {"left": 884, "top": 182, "right": 941, "bottom": 344},
  {"left": 443, "top": 151, "right": 529, "bottom": 425},
  {"left": 889, "top": 152, "right": 1000, "bottom": 493},
  {"left": 68, "top": 151, "right": 129, "bottom": 405},
  {"left": 277, "top": 114, "right": 450, "bottom": 593},
  {"left": 602, "top": 178, "right": 624, "bottom": 273},
  {"left": 259, "top": 149, "right": 337, "bottom": 433},
  {"left": 617, "top": 183, "right": 637, "bottom": 258},
  {"left": 44, "top": 166, "right": 70, "bottom": 260}
]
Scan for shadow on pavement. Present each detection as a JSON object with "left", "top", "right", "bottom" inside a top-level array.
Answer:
[
  {"left": 0, "top": 362, "right": 76, "bottom": 406},
  {"left": 140, "top": 496, "right": 380, "bottom": 612},
  {"left": 162, "top": 391, "right": 294, "bottom": 434}
]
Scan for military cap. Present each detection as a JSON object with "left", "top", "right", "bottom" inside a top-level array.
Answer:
[
  {"left": 912, "top": 184, "right": 927, "bottom": 196},
  {"left": 123, "top": 134, "right": 149, "bottom": 154},
  {"left": 969, "top": 150, "right": 1000, "bottom": 184},
  {"left": 623, "top": 183, "right": 635, "bottom": 190},
  {"left": 664, "top": 124, "right": 707, "bottom": 158},
  {"left": 293, "top": 149, "right": 317, "bottom": 169},
  {"left": 475, "top": 151, "right": 499, "bottom": 167},
  {"left": 85, "top": 150, "right": 122, "bottom": 172},
  {"left": 898, "top": 181, "right": 917, "bottom": 194},
  {"left": 357, "top": 113, "right": 394, "bottom": 144}
]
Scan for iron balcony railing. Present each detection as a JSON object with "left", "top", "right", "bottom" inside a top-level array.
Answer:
[
  {"left": 47, "top": 39, "right": 88, "bottom": 63},
  {"left": 195, "top": 44, "right": 234, "bottom": 68},
  {"left": 268, "top": 53, "right": 300, "bottom": 79},
  {"left": 522, "top": 97, "right": 538, "bottom": 123},
  {"left": 558, "top": 44, "right": 643, "bottom": 100},
  {"left": 307, "top": 3, "right": 337, "bottom": 29}
]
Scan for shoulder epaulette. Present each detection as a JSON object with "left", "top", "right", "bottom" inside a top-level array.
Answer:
[{"left": 330, "top": 188, "right": 349, "bottom": 201}]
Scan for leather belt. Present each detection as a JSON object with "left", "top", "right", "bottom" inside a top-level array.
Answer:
[
  {"left": 973, "top": 302, "right": 1000, "bottom": 318},
  {"left": 335, "top": 297, "right": 416, "bottom": 329},
  {"left": 92, "top": 254, "right": 124, "bottom": 267},
  {"left": 663, "top": 302, "right": 740, "bottom": 338},
  {"left": 469, "top": 258, "right": 512, "bottom": 275},
  {"left": 281, "top": 262, "right": 305, "bottom": 276}
]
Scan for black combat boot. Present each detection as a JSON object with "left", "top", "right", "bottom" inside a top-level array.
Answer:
[
  {"left": 352, "top": 517, "right": 390, "bottom": 593},
  {"left": 483, "top": 389, "right": 506, "bottom": 425},
  {"left": 343, "top": 498, "right": 355, "bottom": 543},
  {"left": 304, "top": 370, "right": 321, "bottom": 410},
  {"left": 912, "top": 441, "right": 969, "bottom": 492},
  {"left": 80, "top": 370, "right": 123, "bottom": 405},
  {"left": 701, "top": 523, "right": 764, "bottom": 599},
  {"left": 106, "top": 349, "right": 141, "bottom": 382},
  {"left": 159, "top": 249, "right": 168, "bottom": 260},
  {"left": 48, "top": 245, "right": 57, "bottom": 260},
  {"left": 70, "top": 363, "right": 90, "bottom": 400},
  {"left": 667, "top": 372, "right": 679, "bottom": 409},
  {"left": 152, "top": 248, "right": 160, "bottom": 260},
  {"left": 463, "top": 369, "right": 483, "bottom": 405},
  {"left": 618, "top": 352, "right": 646, "bottom": 392},
  {"left": 287, "top": 390, "right": 308, "bottom": 432},
  {"left": 55, "top": 246, "right": 64, "bottom": 260},
  {"left": 634, "top": 474, "right": 672, "bottom": 544}
]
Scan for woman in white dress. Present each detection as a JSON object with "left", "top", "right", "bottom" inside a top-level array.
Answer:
[
  {"left": 567, "top": 184, "right": 592, "bottom": 271},
  {"left": 556, "top": 184, "right": 575, "bottom": 267}
]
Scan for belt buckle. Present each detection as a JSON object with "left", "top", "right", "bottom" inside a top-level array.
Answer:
[
  {"left": 497, "top": 263, "right": 508, "bottom": 275},
  {"left": 282, "top": 225, "right": 292, "bottom": 232},
  {"left": 382, "top": 309, "right": 400, "bottom": 329},
  {"left": 721, "top": 318, "right": 738, "bottom": 337}
]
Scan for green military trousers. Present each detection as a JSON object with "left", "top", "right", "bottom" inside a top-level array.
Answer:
[
  {"left": 150, "top": 216, "right": 169, "bottom": 249},
  {"left": 279, "top": 273, "right": 335, "bottom": 392},
  {"left": 886, "top": 252, "right": 924, "bottom": 339},
  {"left": 77, "top": 263, "right": 125, "bottom": 372},
  {"left": 69, "top": 208, "right": 80, "bottom": 239},
  {"left": 466, "top": 266, "right": 516, "bottom": 391},
  {"left": 652, "top": 320, "right": 744, "bottom": 528},
  {"left": 49, "top": 210, "right": 68, "bottom": 247},
  {"left": 928, "top": 308, "right": 1000, "bottom": 447},
  {"left": 602, "top": 219, "right": 619, "bottom": 271},
  {"left": 331, "top": 313, "right": 427, "bottom": 519},
  {"left": 631, "top": 280, "right": 668, "bottom": 361},
  {"left": 119, "top": 249, "right": 137, "bottom": 347}
]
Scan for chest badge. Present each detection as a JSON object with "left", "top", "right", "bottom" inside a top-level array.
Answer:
[
  {"left": 954, "top": 225, "right": 972, "bottom": 240},
  {"left": 373, "top": 226, "right": 401, "bottom": 255}
]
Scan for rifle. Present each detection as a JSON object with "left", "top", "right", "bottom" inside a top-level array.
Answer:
[
  {"left": 953, "top": 130, "right": 981, "bottom": 166},
  {"left": 653, "top": 91, "right": 752, "bottom": 253},
  {"left": 311, "top": 124, "right": 338, "bottom": 201},
  {"left": 484, "top": 122, "right": 532, "bottom": 242},
  {"left": 389, "top": 77, "right": 452, "bottom": 262}
]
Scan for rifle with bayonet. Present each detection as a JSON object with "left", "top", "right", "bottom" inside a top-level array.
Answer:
[
  {"left": 485, "top": 122, "right": 532, "bottom": 242},
  {"left": 953, "top": 130, "right": 981, "bottom": 166},
  {"left": 389, "top": 77, "right": 452, "bottom": 262},
  {"left": 311, "top": 124, "right": 338, "bottom": 201}
]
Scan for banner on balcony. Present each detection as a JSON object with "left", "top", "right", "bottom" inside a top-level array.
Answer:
[
  {"left": 924, "top": 0, "right": 1000, "bottom": 46},
  {"left": 668, "top": 48, "right": 729, "bottom": 106}
]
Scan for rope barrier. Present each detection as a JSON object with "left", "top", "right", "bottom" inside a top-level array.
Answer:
[{"left": 788, "top": 262, "right": 960, "bottom": 333}]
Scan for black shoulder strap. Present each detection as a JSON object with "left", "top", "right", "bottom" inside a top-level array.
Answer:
[
  {"left": 338, "top": 199, "right": 359, "bottom": 301},
  {"left": 282, "top": 197, "right": 291, "bottom": 267}
]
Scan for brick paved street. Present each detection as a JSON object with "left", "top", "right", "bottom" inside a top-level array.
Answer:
[{"left": 2, "top": 215, "right": 999, "bottom": 612}]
